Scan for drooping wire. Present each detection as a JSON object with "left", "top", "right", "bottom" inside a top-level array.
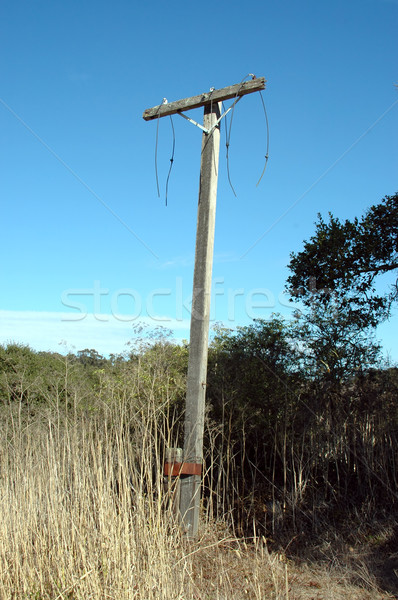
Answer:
[
  {"left": 154, "top": 104, "right": 162, "bottom": 198},
  {"left": 222, "top": 100, "right": 236, "bottom": 196},
  {"left": 225, "top": 73, "right": 256, "bottom": 197},
  {"left": 256, "top": 90, "right": 270, "bottom": 187},
  {"left": 222, "top": 101, "right": 228, "bottom": 138},
  {"left": 209, "top": 89, "right": 219, "bottom": 176},
  {"left": 224, "top": 75, "right": 270, "bottom": 194},
  {"left": 154, "top": 99, "right": 175, "bottom": 205},
  {"left": 165, "top": 115, "right": 175, "bottom": 207},
  {"left": 225, "top": 120, "right": 236, "bottom": 197}
]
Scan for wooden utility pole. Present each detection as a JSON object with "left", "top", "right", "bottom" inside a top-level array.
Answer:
[
  {"left": 179, "top": 99, "right": 221, "bottom": 538},
  {"left": 143, "top": 77, "right": 266, "bottom": 538}
]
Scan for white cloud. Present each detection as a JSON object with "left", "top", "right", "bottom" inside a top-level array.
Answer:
[
  {"left": 0, "top": 310, "right": 190, "bottom": 356},
  {"left": 157, "top": 255, "right": 194, "bottom": 269}
]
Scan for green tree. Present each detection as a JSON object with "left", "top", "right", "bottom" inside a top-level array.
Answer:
[
  {"left": 205, "top": 318, "right": 305, "bottom": 529},
  {"left": 290, "top": 300, "right": 382, "bottom": 390},
  {"left": 286, "top": 193, "right": 398, "bottom": 327},
  {"left": 76, "top": 348, "right": 107, "bottom": 368},
  {"left": 208, "top": 316, "right": 300, "bottom": 424}
]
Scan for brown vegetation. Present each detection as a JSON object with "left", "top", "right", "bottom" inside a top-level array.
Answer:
[{"left": 0, "top": 337, "right": 397, "bottom": 599}]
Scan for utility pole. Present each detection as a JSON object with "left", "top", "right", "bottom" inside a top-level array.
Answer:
[{"left": 143, "top": 77, "right": 266, "bottom": 538}]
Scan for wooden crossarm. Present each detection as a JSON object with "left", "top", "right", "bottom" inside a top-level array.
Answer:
[{"left": 142, "top": 77, "right": 266, "bottom": 121}]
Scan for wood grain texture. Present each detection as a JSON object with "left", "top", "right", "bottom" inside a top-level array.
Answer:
[
  {"left": 179, "top": 102, "right": 221, "bottom": 539},
  {"left": 142, "top": 77, "right": 266, "bottom": 120}
]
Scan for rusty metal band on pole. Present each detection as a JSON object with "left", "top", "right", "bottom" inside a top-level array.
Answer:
[{"left": 164, "top": 462, "right": 202, "bottom": 477}]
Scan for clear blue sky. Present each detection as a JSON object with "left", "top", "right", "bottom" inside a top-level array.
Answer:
[{"left": 1, "top": 0, "right": 397, "bottom": 360}]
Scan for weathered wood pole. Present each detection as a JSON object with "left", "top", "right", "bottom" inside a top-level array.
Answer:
[
  {"left": 179, "top": 101, "right": 221, "bottom": 538},
  {"left": 142, "top": 77, "right": 266, "bottom": 539}
]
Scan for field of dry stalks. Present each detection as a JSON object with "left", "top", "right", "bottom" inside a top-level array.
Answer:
[{"left": 0, "top": 386, "right": 396, "bottom": 600}]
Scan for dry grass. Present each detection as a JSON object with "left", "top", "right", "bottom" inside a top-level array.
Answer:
[{"left": 0, "top": 396, "right": 395, "bottom": 600}]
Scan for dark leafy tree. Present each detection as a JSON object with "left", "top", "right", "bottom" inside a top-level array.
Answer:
[
  {"left": 0, "top": 343, "right": 109, "bottom": 407},
  {"left": 290, "top": 300, "right": 382, "bottom": 390},
  {"left": 205, "top": 317, "right": 306, "bottom": 530},
  {"left": 76, "top": 348, "right": 107, "bottom": 368},
  {"left": 286, "top": 193, "right": 398, "bottom": 327},
  {"left": 204, "top": 312, "right": 397, "bottom": 534},
  {"left": 208, "top": 316, "right": 300, "bottom": 425}
]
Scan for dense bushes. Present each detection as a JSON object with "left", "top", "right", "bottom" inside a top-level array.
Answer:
[{"left": 204, "top": 317, "right": 398, "bottom": 536}]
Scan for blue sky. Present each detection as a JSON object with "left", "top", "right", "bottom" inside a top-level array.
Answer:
[{"left": 1, "top": 0, "right": 397, "bottom": 360}]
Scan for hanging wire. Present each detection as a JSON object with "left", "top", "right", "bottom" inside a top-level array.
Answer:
[
  {"left": 222, "top": 101, "right": 227, "bottom": 137},
  {"left": 222, "top": 101, "right": 228, "bottom": 173},
  {"left": 154, "top": 103, "right": 163, "bottom": 198},
  {"left": 200, "top": 87, "right": 218, "bottom": 158},
  {"left": 155, "top": 76, "right": 267, "bottom": 203},
  {"left": 209, "top": 88, "right": 219, "bottom": 176},
  {"left": 256, "top": 90, "right": 270, "bottom": 187},
  {"left": 225, "top": 127, "right": 236, "bottom": 197},
  {"left": 224, "top": 75, "right": 270, "bottom": 194},
  {"left": 165, "top": 115, "right": 175, "bottom": 207},
  {"left": 225, "top": 73, "right": 256, "bottom": 197},
  {"left": 154, "top": 99, "right": 175, "bottom": 205}
]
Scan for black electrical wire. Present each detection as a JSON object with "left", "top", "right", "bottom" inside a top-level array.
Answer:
[
  {"left": 256, "top": 90, "right": 270, "bottom": 187},
  {"left": 154, "top": 105, "right": 162, "bottom": 198},
  {"left": 154, "top": 103, "right": 176, "bottom": 205},
  {"left": 225, "top": 74, "right": 255, "bottom": 197},
  {"left": 224, "top": 75, "right": 270, "bottom": 195},
  {"left": 165, "top": 115, "right": 175, "bottom": 207}
]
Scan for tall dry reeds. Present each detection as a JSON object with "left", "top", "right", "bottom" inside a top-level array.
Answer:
[
  {"left": 0, "top": 343, "right": 395, "bottom": 599},
  {"left": 0, "top": 358, "right": 294, "bottom": 600},
  {"left": 0, "top": 389, "right": 182, "bottom": 599}
]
